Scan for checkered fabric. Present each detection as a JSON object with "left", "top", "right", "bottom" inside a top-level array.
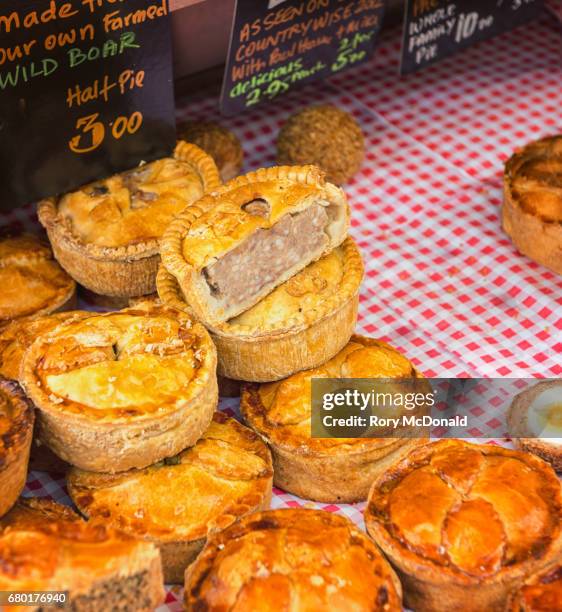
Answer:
[{"left": 4, "top": 10, "right": 560, "bottom": 610}]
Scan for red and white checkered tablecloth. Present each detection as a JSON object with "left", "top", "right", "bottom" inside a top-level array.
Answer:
[{"left": 3, "top": 10, "right": 560, "bottom": 611}]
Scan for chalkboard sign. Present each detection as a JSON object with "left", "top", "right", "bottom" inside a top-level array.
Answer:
[
  {"left": 0, "top": 0, "right": 176, "bottom": 210},
  {"left": 221, "top": 0, "right": 385, "bottom": 116},
  {"left": 400, "top": 0, "right": 544, "bottom": 74}
]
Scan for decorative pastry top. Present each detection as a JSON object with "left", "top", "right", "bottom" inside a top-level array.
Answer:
[
  {"left": 40, "top": 142, "right": 220, "bottom": 250},
  {"left": 0, "top": 498, "right": 159, "bottom": 593},
  {"left": 0, "top": 378, "right": 34, "bottom": 470},
  {"left": 161, "top": 165, "right": 349, "bottom": 324},
  {"left": 0, "top": 235, "right": 75, "bottom": 322},
  {"left": 185, "top": 508, "right": 402, "bottom": 611},
  {"left": 505, "top": 135, "right": 562, "bottom": 223},
  {"left": 242, "top": 335, "right": 422, "bottom": 453},
  {"left": 21, "top": 303, "right": 215, "bottom": 421},
  {"left": 68, "top": 412, "right": 272, "bottom": 542},
  {"left": 507, "top": 562, "right": 562, "bottom": 612},
  {"left": 366, "top": 440, "right": 562, "bottom": 580},
  {"left": 158, "top": 237, "right": 363, "bottom": 336}
]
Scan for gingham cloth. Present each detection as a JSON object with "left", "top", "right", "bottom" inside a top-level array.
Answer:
[{"left": 4, "top": 9, "right": 560, "bottom": 611}]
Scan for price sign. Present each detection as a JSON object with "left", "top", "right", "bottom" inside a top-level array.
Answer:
[
  {"left": 220, "top": 0, "right": 385, "bottom": 116},
  {"left": 0, "top": 0, "right": 176, "bottom": 210},
  {"left": 400, "top": 0, "right": 544, "bottom": 74}
]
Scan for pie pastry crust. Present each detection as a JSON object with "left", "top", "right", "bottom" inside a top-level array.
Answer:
[
  {"left": 185, "top": 508, "right": 402, "bottom": 611},
  {"left": 0, "top": 379, "right": 34, "bottom": 518},
  {"left": 0, "top": 498, "right": 164, "bottom": 611},
  {"left": 160, "top": 165, "right": 349, "bottom": 325},
  {"left": 0, "top": 235, "right": 76, "bottom": 322},
  {"left": 21, "top": 303, "right": 217, "bottom": 473},
  {"left": 502, "top": 135, "right": 562, "bottom": 274},
  {"left": 157, "top": 237, "right": 363, "bottom": 382},
  {"left": 507, "top": 380, "right": 562, "bottom": 472},
  {"left": 37, "top": 142, "right": 221, "bottom": 298},
  {"left": 68, "top": 412, "right": 273, "bottom": 584},
  {"left": 241, "top": 335, "right": 427, "bottom": 502},
  {"left": 506, "top": 561, "right": 562, "bottom": 612},
  {"left": 365, "top": 440, "right": 562, "bottom": 612}
]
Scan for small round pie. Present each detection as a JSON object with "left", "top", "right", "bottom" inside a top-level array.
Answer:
[
  {"left": 241, "top": 335, "right": 427, "bottom": 502},
  {"left": 185, "top": 508, "right": 402, "bottom": 611},
  {"left": 68, "top": 412, "right": 273, "bottom": 584},
  {"left": 503, "top": 135, "right": 562, "bottom": 274},
  {"left": 0, "top": 378, "right": 34, "bottom": 517},
  {"left": 506, "top": 561, "right": 562, "bottom": 611},
  {"left": 365, "top": 439, "right": 562, "bottom": 612},
  {"left": 508, "top": 380, "right": 562, "bottom": 472},
  {"left": 0, "top": 235, "right": 76, "bottom": 322},
  {"left": 157, "top": 237, "right": 363, "bottom": 382},
  {"left": 38, "top": 141, "right": 221, "bottom": 298},
  {"left": 21, "top": 303, "right": 217, "bottom": 473}
]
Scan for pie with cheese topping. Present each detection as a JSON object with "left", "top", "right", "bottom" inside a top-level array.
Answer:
[
  {"left": 185, "top": 508, "right": 402, "bottom": 611},
  {"left": 0, "top": 235, "right": 75, "bottom": 322},
  {"left": 0, "top": 378, "right": 34, "bottom": 518},
  {"left": 38, "top": 142, "right": 221, "bottom": 298},
  {"left": 160, "top": 165, "right": 349, "bottom": 326},
  {"left": 20, "top": 303, "right": 217, "bottom": 473},
  {"left": 241, "top": 335, "right": 427, "bottom": 502},
  {"left": 157, "top": 237, "right": 363, "bottom": 382},
  {"left": 365, "top": 439, "right": 562, "bottom": 612},
  {"left": 503, "top": 135, "right": 562, "bottom": 274},
  {"left": 68, "top": 412, "right": 272, "bottom": 583}
]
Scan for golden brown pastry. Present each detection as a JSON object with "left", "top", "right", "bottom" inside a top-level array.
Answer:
[
  {"left": 241, "top": 335, "right": 427, "bottom": 502},
  {"left": 68, "top": 412, "right": 273, "bottom": 584},
  {"left": 177, "top": 121, "right": 244, "bottom": 182},
  {"left": 185, "top": 508, "right": 402, "bottom": 611},
  {"left": 0, "top": 235, "right": 76, "bottom": 322},
  {"left": 158, "top": 237, "right": 363, "bottom": 382},
  {"left": 160, "top": 165, "right": 349, "bottom": 325},
  {"left": 503, "top": 135, "right": 562, "bottom": 274},
  {"left": 0, "top": 497, "right": 164, "bottom": 611},
  {"left": 365, "top": 439, "right": 562, "bottom": 612},
  {"left": 277, "top": 105, "right": 365, "bottom": 184},
  {"left": 38, "top": 141, "right": 221, "bottom": 298},
  {"left": 20, "top": 303, "right": 217, "bottom": 473},
  {"left": 506, "top": 561, "right": 562, "bottom": 611},
  {"left": 0, "top": 379, "right": 34, "bottom": 518},
  {"left": 508, "top": 380, "right": 562, "bottom": 472}
]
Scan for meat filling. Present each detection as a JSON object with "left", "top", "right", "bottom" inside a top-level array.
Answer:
[{"left": 203, "top": 204, "right": 330, "bottom": 312}]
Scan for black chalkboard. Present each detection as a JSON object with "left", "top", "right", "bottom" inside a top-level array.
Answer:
[
  {"left": 400, "top": 0, "right": 544, "bottom": 74},
  {"left": 221, "top": 0, "right": 385, "bottom": 116},
  {"left": 0, "top": 0, "right": 176, "bottom": 211}
]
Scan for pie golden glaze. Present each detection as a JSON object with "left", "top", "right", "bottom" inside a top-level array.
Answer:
[
  {"left": 0, "top": 498, "right": 164, "bottom": 612},
  {"left": 157, "top": 237, "right": 363, "bottom": 382},
  {"left": 68, "top": 412, "right": 273, "bottom": 584},
  {"left": 185, "top": 508, "right": 402, "bottom": 612},
  {"left": 508, "top": 380, "right": 562, "bottom": 472},
  {"left": 503, "top": 135, "right": 562, "bottom": 274},
  {"left": 365, "top": 439, "right": 562, "bottom": 612},
  {"left": 160, "top": 164, "right": 349, "bottom": 325},
  {"left": 37, "top": 142, "right": 221, "bottom": 298},
  {"left": 20, "top": 303, "right": 218, "bottom": 473},
  {"left": 0, "top": 379, "right": 34, "bottom": 518},
  {"left": 506, "top": 562, "right": 562, "bottom": 612},
  {"left": 241, "top": 335, "right": 428, "bottom": 503},
  {"left": 0, "top": 235, "right": 76, "bottom": 322}
]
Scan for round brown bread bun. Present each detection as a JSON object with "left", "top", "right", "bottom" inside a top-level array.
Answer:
[
  {"left": 241, "top": 335, "right": 428, "bottom": 503},
  {"left": 506, "top": 561, "right": 562, "bottom": 611},
  {"left": 365, "top": 439, "right": 562, "bottom": 612},
  {"left": 177, "top": 121, "right": 243, "bottom": 182},
  {"left": 277, "top": 105, "right": 365, "bottom": 184},
  {"left": 68, "top": 412, "right": 273, "bottom": 584},
  {"left": 185, "top": 508, "right": 402, "bottom": 611},
  {"left": 507, "top": 380, "right": 562, "bottom": 472},
  {"left": 502, "top": 134, "right": 562, "bottom": 274}
]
